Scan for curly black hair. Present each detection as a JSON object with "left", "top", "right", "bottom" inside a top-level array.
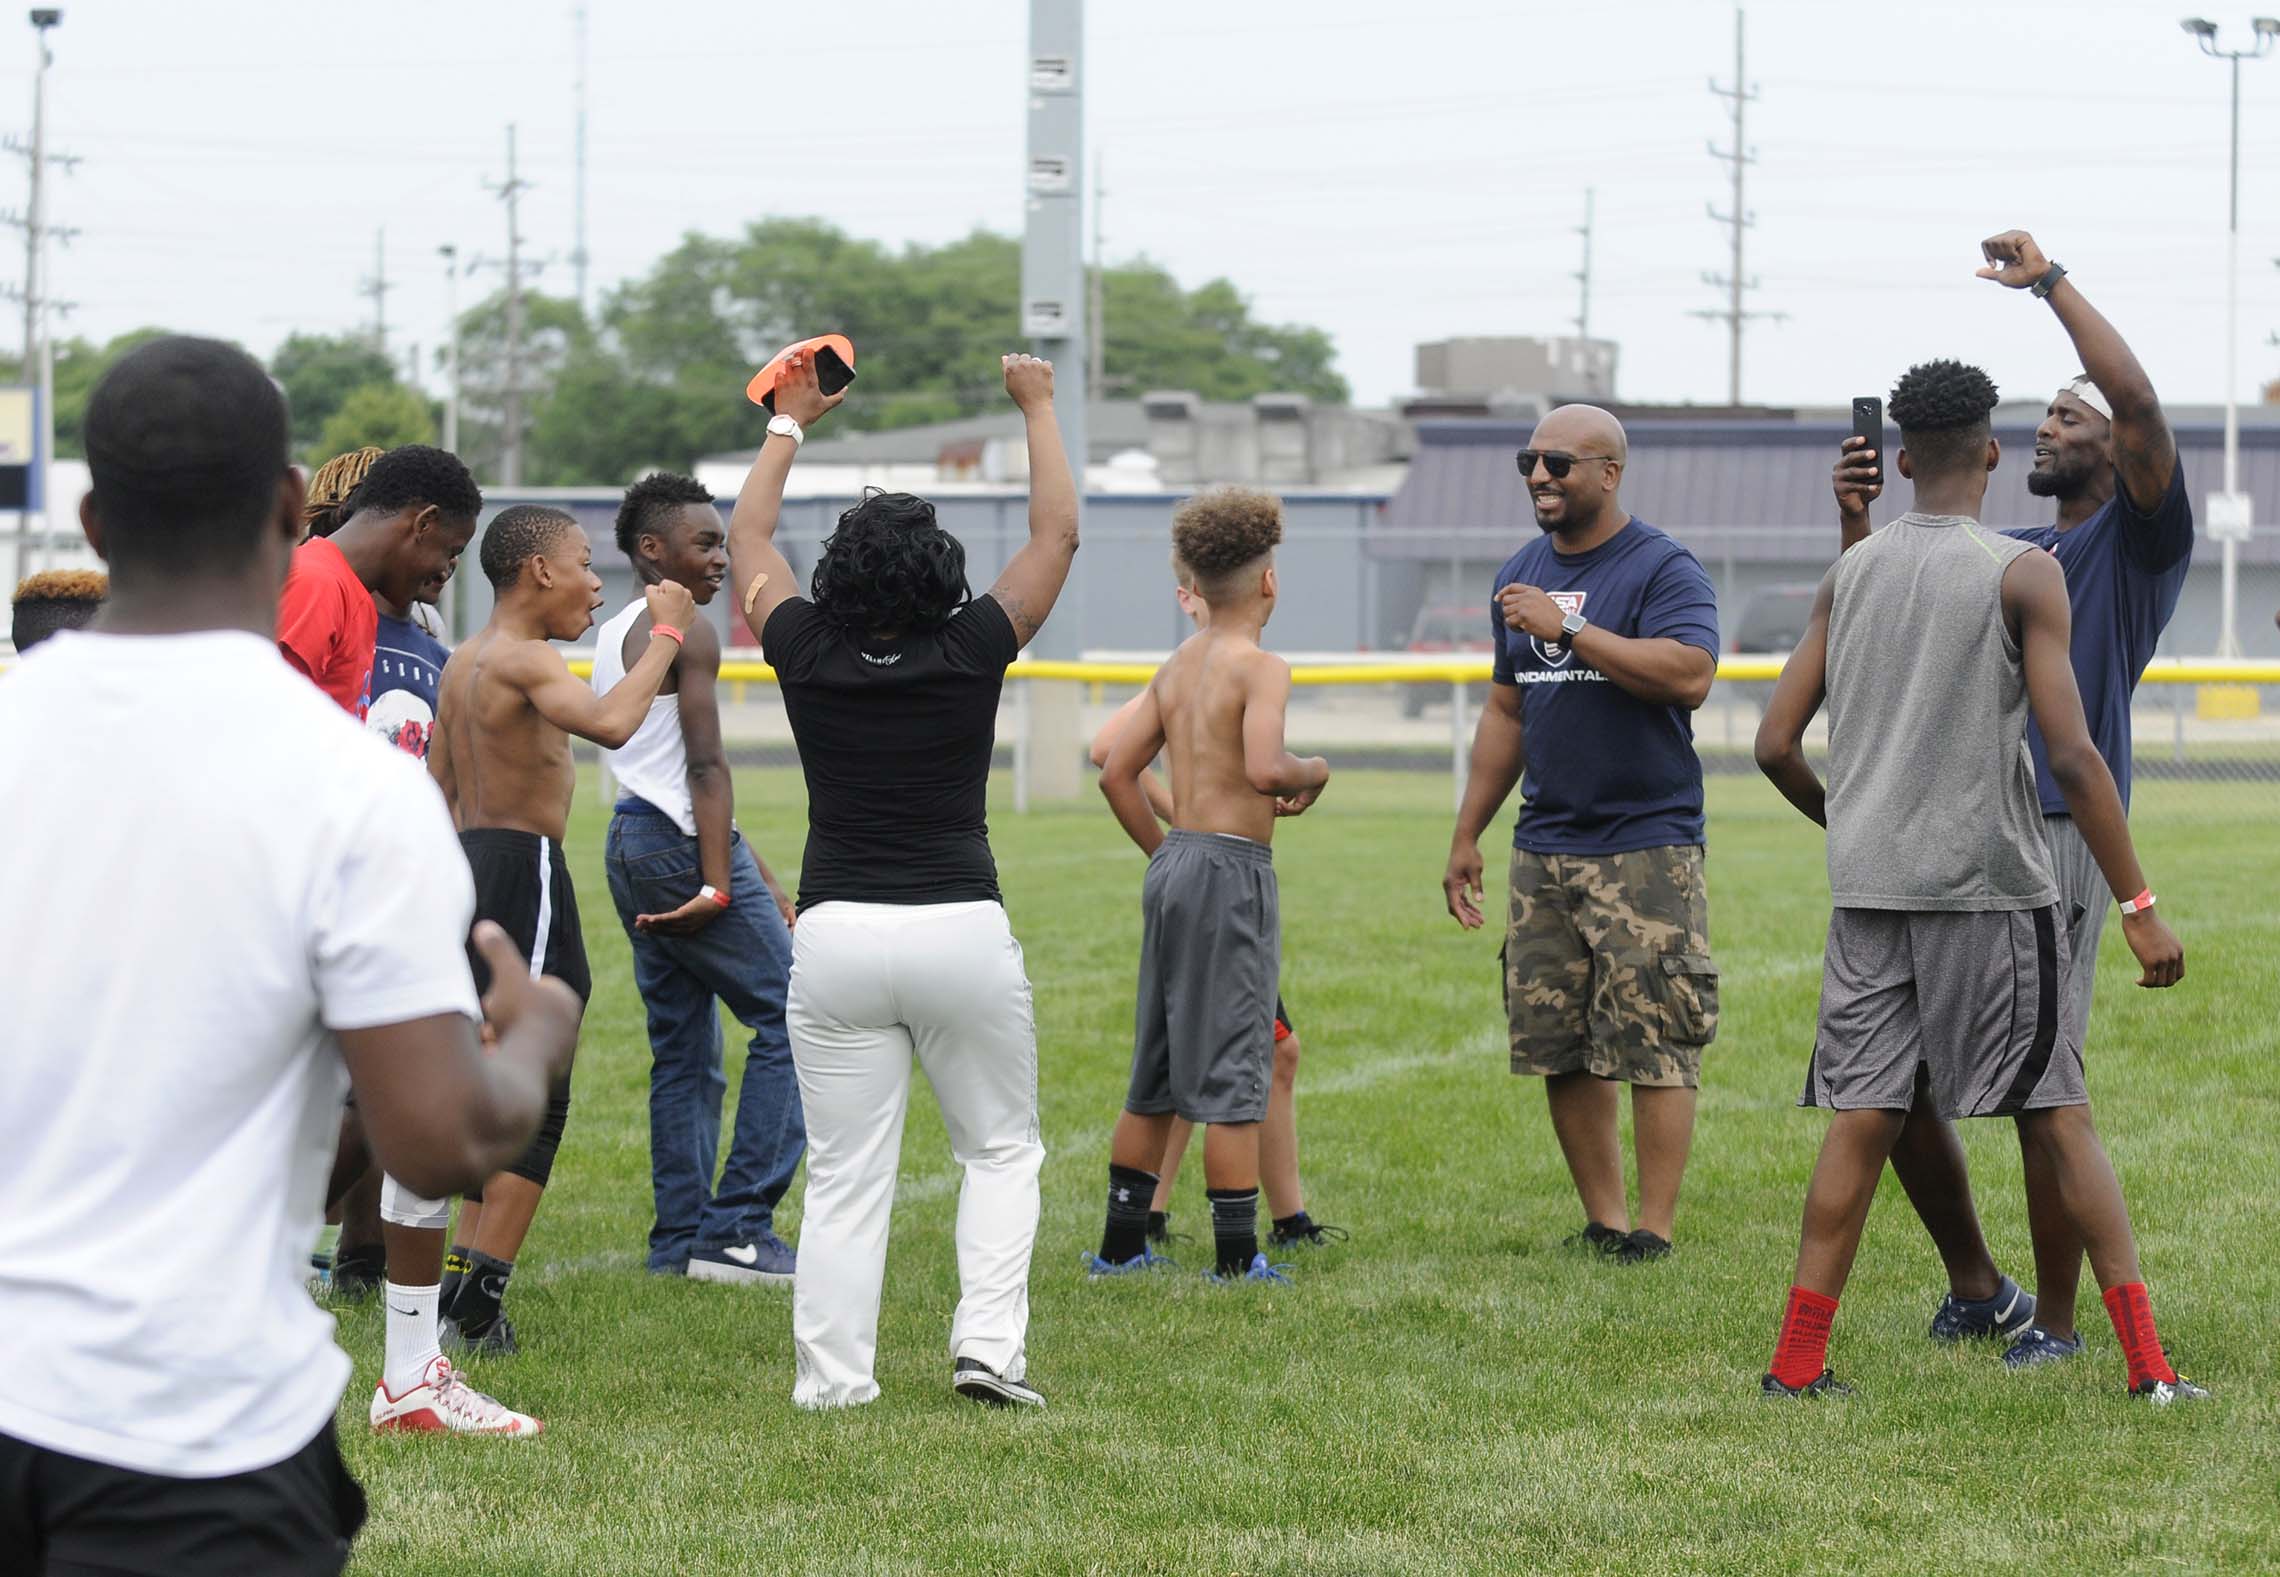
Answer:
[
  {"left": 808, "top": 490, "right": 971, "bottom": 635},
  {"left": 615, "top": 471, "right": 714, "bottom": 561},
  {"left": 345, "top": 443, "right": 484, "bottom": 527},
  {"left": 480, "top": 503, "right": 581, "bottom": 591},
  {"left": 1171, "top": 486, "right": 1283, "bottom": 599},
  {"left": 1889, "top": 360, "right": 2001, "bottom": 478}
]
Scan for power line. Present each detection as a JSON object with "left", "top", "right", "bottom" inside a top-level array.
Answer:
[{"left": 1690, "top": 7, "right": 1783, "bottom": 404}]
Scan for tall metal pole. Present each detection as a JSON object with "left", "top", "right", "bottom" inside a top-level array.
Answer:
[
  {"left": 2223, "top": 52, "right": 2241, "bottom": 657},
  {"left": 29, "top": 10, "right": 56, "bottom": 575},
  {"left": 572, "top": 1, "right": 589, "bottom": 313},
  {"left": 1695, "top": 8, "right": 1778, "bottom": 405},
  {"left": 1088, "top": 149, "right": 1105, "bottom": 403},
  {"left": 1020, "top": 0, "right": 1085, "bottom": 660},
  {"left": 497, "top": 125, "right": 528, "bottom": 487},
  {"left": 1572, "top": 186, "right": 1595, "bottom": 340},
  {"left": 439, "top": 244, "right": 461, "bottom": 456}
]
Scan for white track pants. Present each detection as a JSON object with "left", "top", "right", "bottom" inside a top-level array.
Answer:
[{"left": 786, "top": 900, "right": 1043, "bottom": 1409}]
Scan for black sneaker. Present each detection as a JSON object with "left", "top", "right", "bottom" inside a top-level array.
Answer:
[
  {"left": 1761, "top": 1369, "right": 1853, "bottom": 1399},
  {"left": 1146, "top": 1212, "right": 1193, "bottom": 1250},
  {"left": 439, "top": 1313, "right": 520, "bottom": 1358},
  {"left": 1616, "top": 1229, "right": 1673, "bottom": 1264},
  {"left": 1267, "top": 1214, "right": 1349, "bottom": 1249},
  {"left": 1563, "top": 1221, "right": 1627, "bottom": 1256},
  {"left": 326, "top": 1252, "right": 386, "bottom": 1302},
  {"left": 2130, "top": 1375, "right": 2210, "bottom": 1405},
  {"left": 952, "top": 1357, "right": 1045, "bottom": 1409}
]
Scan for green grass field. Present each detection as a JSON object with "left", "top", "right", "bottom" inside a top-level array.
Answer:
[{"left": 331, "top": 769, "right": 2280, "bottom": 1575}]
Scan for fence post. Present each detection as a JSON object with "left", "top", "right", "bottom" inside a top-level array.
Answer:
[
  {"left": 2172, "top": 678, "right": 2186, "bottom": 766},
  {"left": 1449, "top": 674, "right": 1469, "bottom": 814},
  {"left": 1014, "top": 675, "right": 1033, "bottom": 815}
]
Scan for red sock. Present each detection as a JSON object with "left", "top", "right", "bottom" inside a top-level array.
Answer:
[
  {"left": 1769, "top": 1285, "right": 1840, "bottom": 1388},
  {"left": 2102, "top": 1282, "right": 2177, "bottom": 1389}
]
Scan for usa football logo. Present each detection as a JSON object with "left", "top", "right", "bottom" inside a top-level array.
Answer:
[{"left": 1531, "top": 591, "right": 1587, "bottom": 667}]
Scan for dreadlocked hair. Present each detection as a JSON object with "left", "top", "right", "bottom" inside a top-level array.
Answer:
[
  {"left": 808, "top": 489, "right": 971, "bottom": 635},
  {"left": 1170, "top": 486, "right": 1283, "bottom": 601},
  {"left": 1889, "top": 359, "right": 2001, "bottom": 478},
  {"left": 615, "top": 471, "right": 714, "bottom": 560},
  {"left": 301, "top": 446, "right": 384, "bottom": 539},
  {"left": 11, "top": 568, "right": 107, "bottom": 652}
]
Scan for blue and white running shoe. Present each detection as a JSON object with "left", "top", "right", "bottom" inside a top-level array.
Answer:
[
  {"left": 1928, "top": 1275, "right": 2036, "bottom": 1342},
  {"left": 1082, "top": 1246, "right": 1178, "bottom": 1278},
  {"left": 1204, "top": 1252, "right": 1292, "bottom": 1285},
  {"left": 2002, "top": 1325, "right": 2086, "bottom": 1369}
]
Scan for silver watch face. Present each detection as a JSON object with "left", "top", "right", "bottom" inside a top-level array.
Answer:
[{"left": 1561, "top": 613, "right": 1586, "bottom": 635}]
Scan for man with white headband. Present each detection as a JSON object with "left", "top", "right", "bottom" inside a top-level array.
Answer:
[{"left": 1834, "top": 229, "right": 2194, "bottom": 1373}]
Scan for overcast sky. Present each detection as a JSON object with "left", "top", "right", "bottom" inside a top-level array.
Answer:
[{"left": 18, "top": 0, "right": 2280, "bottom": 417}]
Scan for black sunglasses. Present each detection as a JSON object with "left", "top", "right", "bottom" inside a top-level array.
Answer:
[{"left": 1515, "top": 449, "right": 1619, "bottom": 480}]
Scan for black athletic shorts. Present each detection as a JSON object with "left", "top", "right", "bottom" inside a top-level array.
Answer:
[
  {"left": 460, "top": 828, "right": 592, "bottom": 1004},
  {"left": 0, "top": 1420, "right": 365, "bottom": 1576}
]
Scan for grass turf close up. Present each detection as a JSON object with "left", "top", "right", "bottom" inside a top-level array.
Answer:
[{"left": 332, "top": 770, "right": 2279, "bottom": 1575}]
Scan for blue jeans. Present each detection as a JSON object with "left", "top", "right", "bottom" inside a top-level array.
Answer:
[{"left": 604, "top": 800, "right": 804, "bottom": 1272}]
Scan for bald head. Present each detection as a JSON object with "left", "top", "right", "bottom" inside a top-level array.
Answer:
[
  {"left": 1521, "top": 403, "right": 1628, "bottom": 538},
  {"left": 1531, "top": 403, "right": 1628, "bottom": 464}
]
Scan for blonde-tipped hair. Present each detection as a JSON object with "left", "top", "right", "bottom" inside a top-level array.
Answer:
[{"left": 300, "top": 445, "right": 385, "bottom": 540}]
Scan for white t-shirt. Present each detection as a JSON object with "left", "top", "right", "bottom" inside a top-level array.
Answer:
[
  {"left": 592, "top": 598, "right": 695, "bottom": 834},
  {"left": 0, "top": 629, "right": 480, "bottom": 1477}
]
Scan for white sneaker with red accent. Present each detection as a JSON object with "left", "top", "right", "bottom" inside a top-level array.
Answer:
[{"left": 369, "top": 1356, "right": 543, "bottom": 1437}]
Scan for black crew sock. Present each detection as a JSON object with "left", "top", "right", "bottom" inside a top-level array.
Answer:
[
  {"left": 1208, "top": 1187, "right": 1260, "bottom": 1278},
  {"left": 452, "top": 1250, "right": 515, "bottom": 1335},
  {"left": 1146, "top": 1210, "right": 1170, "bottom": 1244},
  {"left": 439, "top": 1244, "right": 474, "bottom": 1313},
  {"left": 1100, "top": 1165, "right": 1159, "bottom": 1264}
]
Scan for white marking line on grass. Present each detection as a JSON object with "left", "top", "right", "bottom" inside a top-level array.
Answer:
[{"left": 895, "top": 1034, "right": 1497, "bottom": 1204}]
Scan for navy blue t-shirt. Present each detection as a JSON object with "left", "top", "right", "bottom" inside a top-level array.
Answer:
[
  {"left": 1489, "top": 517, "right": 1721, "bottom": 855},
  {"left": 2002, "top": 463, "right": 2192, "bottom": 814},
  {"left": 366, "top": 611, "right": 449, "bottom": 762}
]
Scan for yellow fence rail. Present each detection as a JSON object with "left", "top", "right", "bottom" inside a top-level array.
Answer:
[{"left": 561, "top": 655, "right": 2280, "bottom": 688}]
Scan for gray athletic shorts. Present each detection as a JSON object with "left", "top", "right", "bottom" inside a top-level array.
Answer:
[
  {"left": 1126, "top": 829, "right": 1279, "bottom": 1126},
  {"left": 1801, "top": 903, "right": 2088, "bottom": 1120},
  {"left": 2042, "top": 814, "right": 2105, "bottom": 1053}
]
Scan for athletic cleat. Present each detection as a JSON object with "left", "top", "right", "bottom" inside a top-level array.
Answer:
[
  {"left": 1928, "top": 1275, "right": 2036, "bottom": 1342},
  {"left": 2002, "top": 1325, "right": 2086, "bottom": 1369},
  {"left": 1146, "top": 1214, "right": 1194, "bottom": 1250},
  {"left": 439, "top": 1313, "right": 520, "bottom": 1358},
  {"left": 1267, "top": 1215, "right": 1349, "bottom": 1249},
  {"left": 951, "top": 1357, "right": 1046, "bottom": 1409},
  {"left": 1761, "top": 1369, "right": 1854, "bottom": 1399},
  {"left": 1205, "top": 1252, "right": 1293, "bottom": 1286},
  {"left": 370, "top": 1356, "right": 543, "bottom": 1436},
  {"left": 688, "top": 1233, "right": 796, "bottom": 1286},
  {"left": 1082, "top": 1246, "right": 1178, "bottom": 1277},
  {"left": 1616, "top": 1229, "right": 1673, "bottom": 1264},
  {"left": 1564, "top": 1221, "right": 1628, "bottom": 1256},
  {"left": 2131, "top": 1375, "right": 2210, "bottom": 1405}
]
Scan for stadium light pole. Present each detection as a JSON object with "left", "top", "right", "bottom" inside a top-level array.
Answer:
[
  {"left": 2180, "top": 14, "right": 2277, "bottom": 656},
  {"left": 27, "top": 7, "right": 59, "bottom": 576}
]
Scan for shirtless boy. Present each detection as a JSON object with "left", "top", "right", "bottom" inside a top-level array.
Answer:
[
  {"left": 1088, "top": 556, "right": 1342, "bottom": 1254},
  {"left": 428, "top": 504, "right": 694, "bottom": 1351},
  {"left": 1091, "top": 487, "right": 1330, "bottom": 1284}
]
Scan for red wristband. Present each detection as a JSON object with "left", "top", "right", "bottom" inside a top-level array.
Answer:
[
  {"left": 651, "top": 623, "right": 685, "bottom": 646},
  {"left": 699, "top": 883, "right": 731, "bottom": 909},
  {"left": 2118, "top": 889, "right": 2155, "bottom": 915}
]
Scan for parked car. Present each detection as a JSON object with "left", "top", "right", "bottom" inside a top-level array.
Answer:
[
  {"left": 1401, "top": 601, "right": 1496, "bottom": 717},
  {"left": 1732, "top": 584, "right": 1821, "bottom": 654}
]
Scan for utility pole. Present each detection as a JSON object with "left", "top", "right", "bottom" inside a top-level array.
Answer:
[
  {"left": 1020, "top": 0, "right": 1085, "bottom": 666},
  {"left": 2, "top": 10, "right": 76, "bottom": 578},
  {"left": 572, "top": 1, "right": 589, "bottom": 313},
  {"left": 1692, "top": 8, "right": 1781, "bottom": 405},
  {"left": 1571, "top": 186, "right": 1595, "bottom": 340},
  {"left": 438, "top": 244, "right": 461, "bottom": 457},
  {"left": 359, "top": 228, "right": 392, "bottom": 354},
  {"left": 481, "top": 125, "right": 534, "bottom": 486},
  {"left": 1088, "top": 150, "right": 1106, "bottom": 403}
]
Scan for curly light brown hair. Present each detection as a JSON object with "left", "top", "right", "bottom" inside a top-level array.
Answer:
[
  {"left": 1169, "top": 486, "right": 1282, "bottom": 599},
  {"left": 11, "top": 568, "right": 107, "bottom": 651}
]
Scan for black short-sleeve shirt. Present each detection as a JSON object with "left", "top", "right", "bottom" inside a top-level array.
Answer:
[{"left": 762, "top": 594, "right": 1020, "bottom": 910}]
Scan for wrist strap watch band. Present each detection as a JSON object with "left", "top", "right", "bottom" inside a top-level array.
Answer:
[
  {"left": 766, "top": 413, "right": 805, "bottom": 446},
  {"left": 2030, "top": 260, "right": 2068, "bottom": 299}
]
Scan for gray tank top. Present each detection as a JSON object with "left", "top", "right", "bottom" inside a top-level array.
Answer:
[{"left": 1824, "top": 512, "right": 2058, "bottom": 911}]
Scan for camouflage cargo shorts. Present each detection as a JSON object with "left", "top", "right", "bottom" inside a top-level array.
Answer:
[{"left": 1502, "top": 845, "right": 1719, "bottom": 1088}]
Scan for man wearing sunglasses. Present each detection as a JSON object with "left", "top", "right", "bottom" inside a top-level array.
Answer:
[{"left": 1443, "top": 404, "right": 1722, "bottom": 1264}]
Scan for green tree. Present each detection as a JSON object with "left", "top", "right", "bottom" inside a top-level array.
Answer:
[
  {"left": 271, "top": 333, "right": 398, "bottom": 452},
  {"left": 317, "top": 380, "right": 435, "bottom": 459},
  {"left": 451, "top": 290, "right": 593, "bottom": 483}
]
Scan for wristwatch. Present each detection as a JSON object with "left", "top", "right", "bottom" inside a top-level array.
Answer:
[
  {"left": 2030, "top": 260, "right": 2067, "bottom": 299},
  {"left": 766, "top": 413, "right": 805, "bottom": 446},
  {"left": 1560, "top": 610, "right": 1588, "bottom": 640}
]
